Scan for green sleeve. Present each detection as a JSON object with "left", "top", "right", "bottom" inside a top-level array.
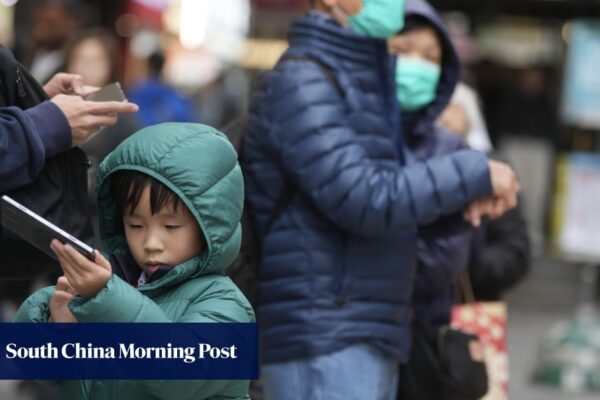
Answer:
[
  {"left": 68, "top": 275, "right": 171, "bottom": 322},
  {"left": 69, "top": 276, "right": 253, "bottom": 399},
  {"left": 12, "top": 287, "right": 55, "bottom": 323}
]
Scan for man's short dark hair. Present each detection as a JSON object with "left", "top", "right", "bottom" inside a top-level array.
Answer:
[{"left": 111, "top": 170, "right": 181, "bottom": 220}]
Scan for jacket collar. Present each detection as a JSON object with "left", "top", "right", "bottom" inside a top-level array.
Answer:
[{"left": 288, "top": 12, "right": 388, "bottom": 68}]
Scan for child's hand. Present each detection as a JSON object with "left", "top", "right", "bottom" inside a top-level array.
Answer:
[
  {"left": 50, "top": 240, "right": 112, "bottom": 299},
  {"left": 49, "top": 276, "right": 77, "bottom": 323}
]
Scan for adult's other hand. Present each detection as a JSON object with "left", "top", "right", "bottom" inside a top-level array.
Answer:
[
  {"left": 44, "top": 73, "right": 97, "bottom": 98},
  {"left": 487, "top": 159, "right": 520, "bottom": 211}
]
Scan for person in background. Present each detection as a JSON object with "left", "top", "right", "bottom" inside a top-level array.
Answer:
[
  {"left": 389, "top": 0, "right": 473, "bottom": 331},
  {"left": 63, "top": 28, "right": 140, "bottom": 244},
  {"left": 393, "top": 0, "right": 530, "bottom": 308},
  {"left": 436, "top": 80, "right": 530, "bottom": 301},
  {"left": 24, "top": 0, "right": 86, "bottom": 83},
  {"left": 437, "top": 82, "right": 493, "bottom": 153},
  {"left": 128, "top": 52, "right": 200, "bottom": 128},
  {"left": 389, "top": 4, "right": 529, "bottom": 397},
  {"left": 242, "top": 0, "right": 520, "bottom": 398}
]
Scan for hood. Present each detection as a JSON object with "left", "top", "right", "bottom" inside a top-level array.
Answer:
[
  {"left": 402, "top": 0, "right": 461, "bottom": 137},
  {"left": 96, "top": 123, "right": 243, "bottom": 289}
]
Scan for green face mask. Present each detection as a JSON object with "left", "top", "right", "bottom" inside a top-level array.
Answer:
[
  {"left": 348, "top": 0, "right": 405, "bottom": 39},
  {"left": 396, "top": 56, "right": 441, "bottom": 112}
]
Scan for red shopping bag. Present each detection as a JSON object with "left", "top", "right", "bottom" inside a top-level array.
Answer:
[{"left": 452, "top": 277, "right": 509, "bottom": 400}]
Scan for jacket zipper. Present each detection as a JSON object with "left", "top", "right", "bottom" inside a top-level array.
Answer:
[
  {"left": 16, "top": 66, "right": 26, "bottom": 98},
  {"left": 333, "top": 236, "right": 347, "bottom": 306}
]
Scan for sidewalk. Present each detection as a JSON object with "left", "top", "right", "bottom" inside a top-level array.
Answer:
[{"left": 506, "top": 256, "right": 599, "bottom": 399}]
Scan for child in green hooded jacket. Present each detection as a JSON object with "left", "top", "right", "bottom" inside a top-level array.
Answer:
[{"left": 13, "top": 123, "right": 255, "bottom": 400}]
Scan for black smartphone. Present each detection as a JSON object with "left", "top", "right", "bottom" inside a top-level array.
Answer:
[
  {"left": 0, "top": 195, "right": 95, "bottom": 261},
  {"left": 84, "top": 82, "right": 128, "bottom": 102}
]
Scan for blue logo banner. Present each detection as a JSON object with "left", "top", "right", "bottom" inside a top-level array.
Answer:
[{"left": 0, "top": 323, "right": 258, "bottom": 380}]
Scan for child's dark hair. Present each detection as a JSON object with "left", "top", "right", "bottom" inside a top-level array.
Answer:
[{"left": 111, "top": 170, "right": 181, "bottom": 219}]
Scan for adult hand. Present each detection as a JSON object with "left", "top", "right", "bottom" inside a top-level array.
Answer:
[
  {"left": 51, "top": 94, "right": 139, "bottom": 146},
  {"left": 50, "top": 240, "right": 112, "bottom": 299},
  {"left": 43, "top": 73, "right": 99, "bottom": 98},
  {"left": 487, "top": 159, "right": 520, "bottom": 211},
  {"left": 463, "top": 197, "right": 490, "bottom": 227},
  {"left": 49, "top": 276, "right": 78, "bottom": 323}
]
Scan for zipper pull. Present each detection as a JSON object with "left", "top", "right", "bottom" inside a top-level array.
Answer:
[{"left": 16, "top": 67, "right": 26, "bottom": 98}]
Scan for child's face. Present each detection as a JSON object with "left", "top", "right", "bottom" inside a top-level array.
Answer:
[
  {"left": 388, "top": 26, "right": 442, "bottom": 65},
  {"left": 123, "top": 186, "right": 204, "bottom": 275}
]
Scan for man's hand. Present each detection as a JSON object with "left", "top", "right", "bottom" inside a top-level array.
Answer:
[
  {"left": 50, "top": 240, "right": 112, "bottom": 299},
  {"left": 43, "top": 73, "right": 99, "bottom": 99},
  {"left": 462, "top": 160, "right": 520, "bottom": 227},
  {"left": 51, "top": 94, "right": 139, "bottom": 146},
  {"left": 49, "top": 276, "right": 77, "bottom": 323}
]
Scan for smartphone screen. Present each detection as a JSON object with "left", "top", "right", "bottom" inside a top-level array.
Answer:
[{"left": 84, "top": 82, "right": 128, "bottom": 102}]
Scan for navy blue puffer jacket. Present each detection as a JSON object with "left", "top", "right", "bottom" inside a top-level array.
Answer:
[{"left": 242, "top": 12, "right": 492, "bottom": 364}]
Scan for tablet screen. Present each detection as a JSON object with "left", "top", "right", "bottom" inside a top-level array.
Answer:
[{"left": 0, "top": 195, "right": 95, "bottom": 261}]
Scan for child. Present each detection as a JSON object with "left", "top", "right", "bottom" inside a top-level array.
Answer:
[{"left": 13, "top": 123, "right": 255, "bottom": 399}]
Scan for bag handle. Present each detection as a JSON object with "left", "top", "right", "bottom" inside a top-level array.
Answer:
[{"left": 456, "top": 270, "right": 477, "bottom": 305}]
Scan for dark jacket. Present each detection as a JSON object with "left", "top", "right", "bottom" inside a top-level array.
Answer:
[
  {"left": 402, "top": 0, "right": 474, "bottom": 327},
  {"left": 468, "top": 203, "right": 530, "bottom": 301},
  {"left": 242, "top": 11, "right": 492, "bottom": 364},
  {"left": 0, "top": 45, "right": 71, "bottom": 193},
  {"left": 411, "top": 134, "right": 472, "bottom": 327},
  {"left": 0, "top": 45, "right": 92, "bottom": 282},
  {"left": 405, "top": 0, "right": 529, "bottom": 316}
]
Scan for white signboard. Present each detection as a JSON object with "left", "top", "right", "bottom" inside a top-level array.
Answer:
[{"left": 557, "top": 153, "right": 600, "bottom": 261}]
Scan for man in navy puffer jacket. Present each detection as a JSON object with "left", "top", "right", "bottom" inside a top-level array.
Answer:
[{"left": 242, "top": 0, "right": 520, "bottom": 398}]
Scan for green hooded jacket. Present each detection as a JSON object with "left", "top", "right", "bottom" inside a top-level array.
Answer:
[{"left": 13, "top": 123, "right": 255, "bottom": 399}]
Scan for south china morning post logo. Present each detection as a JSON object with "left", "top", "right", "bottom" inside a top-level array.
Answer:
[
  {"left": 0, "top": 323, "right": 258, "bottom": 380},
  {"left": 5, "top": 341, "right": 238, "bottom": 363}
]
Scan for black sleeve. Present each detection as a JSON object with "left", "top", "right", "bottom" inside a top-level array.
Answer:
[
  {"left": 468, "top": 206, "right": 531, "bottom": 300},
  {"left": 0, "top": 234, "right": 58, "bottom": 280}
]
